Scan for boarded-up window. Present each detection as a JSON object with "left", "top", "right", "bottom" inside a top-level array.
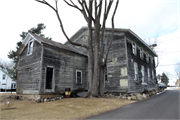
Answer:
[
  {"left": 141, "top": 66, "right": 145, "bottom": 83},
  {"left": 134, "top": 62, "right": 138, "bottom": 80},
  {"left": 76, "top": 70, "right": 82, "bottom": 84},
  {"left": 46, "top": 67, "right": 53, "bottom": 89},
  {"left": 120, "top": 67, "right": 127, "bottom": 76}
]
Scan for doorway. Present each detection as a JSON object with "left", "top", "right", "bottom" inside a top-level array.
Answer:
[{"left": 46, "top": 67, "right": 53, "bottom": 89}]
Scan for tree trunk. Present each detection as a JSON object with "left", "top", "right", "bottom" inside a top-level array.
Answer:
[
  {"left": 92, "top": 23, "right": 100, "bottom": 97},
  {"left": 99, "top": 66, "right": 105, "bottom": 97}
]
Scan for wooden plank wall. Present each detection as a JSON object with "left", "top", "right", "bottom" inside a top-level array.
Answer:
[
  {"left": 39, "top": 44, "right": 87, "bottom": 94},
  {"left": 17, "top": 41, "right": 42, "bottom": 94},
  {"left": 126, "top": 35, "right": 157, "bottom": 93},
  {"left": 105, "top": 35, "right": 128, "bottom": 92}
]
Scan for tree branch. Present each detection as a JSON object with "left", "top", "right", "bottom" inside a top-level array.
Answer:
[
  {"left": 103, "top": 0, "right": 119, "bottom": 66},
  {"left": 35, "top": 0, "right": 88, "bottom": 49},
  {"left": 99, "top": 0, "right": 113, "bottom": 64},
  {"left": 82, "top": 0, "right": 95, "bottom": 22},
  {"left": 64, "top": 0, "right": 82, "bottom": 11},
  {"left": 35, "top": 0, "right": 56, "bottom": 12}
]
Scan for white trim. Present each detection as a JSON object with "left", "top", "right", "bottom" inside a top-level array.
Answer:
[
  {"left": 141, "top": 82, "right": 147, "bottom": 85},
  {"left": 141, "top": 65, "right": 145, "bottom": 83},
  {"left": 44, "top": 66, "right": 55, "bottom": 92},
  {"left": 132, "top": 42, "right": 137, "bottom": 55},
  {"left": 76, "top": 70, "right": 82, "bottom": 84},
  {"left": 134, "top": 62, "right": 138, "bottom": 81}
]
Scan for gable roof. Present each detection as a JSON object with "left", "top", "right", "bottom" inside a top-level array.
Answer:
[
  {"left": 65, "top": 26, "right": 158, "bottom": 57},
  {"left": 18, "top": 32, "right": 85, "bottom": 56},
  {"left": 0, "top": 68, "right": 17, "bottom": 82}
]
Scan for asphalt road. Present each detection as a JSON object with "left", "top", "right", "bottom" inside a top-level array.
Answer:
[{"left": 87, "top": 90, "right": 180, "bottom": 120}]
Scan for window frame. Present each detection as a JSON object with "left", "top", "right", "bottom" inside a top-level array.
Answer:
[
  {"left": 76, "top": 70, "right": 82, "bottom": 84},
  {"left": 27, "top": 38, "right": 34, "bottom": 56},
  {"left": 151, "top": 57, "right": 154, "bottom": 64},
  {"left": 140, "top": 48, "right": 144, "bottom": 59},
  {"left": 44, "top": 66, "right": 55, "bottom": 92},
  {"left": 152, "top": 70, "right": 154, "bottom": 80},
  {"left": 146, "top": 52, "right": 149, "bottom": 63},
  {"left": 132, "top": 42, "right": 137, "bottom": 55},
  {"left": 134, "top": 62, "right": 138, "bottom": 81},
  {"left": 2, "top": 74, "right": 6, "bottom": 80},
  {"left": 147, "top": 68, "right": 151, "bottom": 81},
  {"left": 141, "top": 66, "right": 145, "bottom": 83}
]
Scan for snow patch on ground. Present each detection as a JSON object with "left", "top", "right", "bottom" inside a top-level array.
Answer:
[
  {"left": 0, "top": 92, "right": 16, "bottom": 94},
  {"left": 156, "top": 91, "right": 165, "bottom": 95}
]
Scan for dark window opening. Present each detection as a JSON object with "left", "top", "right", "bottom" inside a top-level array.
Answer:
[
  {"left": 2, "top": 74, "right": 6, "bottom": 80},
  {"left": 76, "top": 70, "right": 82, "bottom": 84},
  {"left": 46, "top": 67, "right": 53, "bottom": 89}
]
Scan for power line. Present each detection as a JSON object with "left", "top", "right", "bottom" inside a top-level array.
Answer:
[{"left": 158, "top": 64, "right": 180, "bottom": 67}]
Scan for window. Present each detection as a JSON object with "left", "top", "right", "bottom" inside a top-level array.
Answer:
[
  {"left": 152, "top": 70, "right": 154, "bottom": 80},
  {"left": 132, "top": 42, "right": 137, "bottom": 55},
  {"left": 27, "top": 40, "right": 34, "bottom": 55},
  {"left": 151, "top": 57, "right": 153, "bottom": 64},
  {"left": 2, "top": 74, "right": 6, "bottom": 80},
  {"left": 147, "top": 68, "right": 151, "bottom": 81},
  {"left": 146, "top": 53, "right": 149, "bottom": 63},
  {"left": 134, "top": 62, "right": 138, "bottom": 81},
  {"left": 76, "top": 70, "right": 82, "bottom": 84},
  {"left": 45, "top": 67, "right": 54, "bottom": 89},
  {"left": 141, "top": 66, "right": 145, "bottom": 83},
  {"left": 140, "top": 48, "right": 143, "bottom": 59}
]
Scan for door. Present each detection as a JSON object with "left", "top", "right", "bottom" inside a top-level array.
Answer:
[{"left": 45, "top": 67, "right": 53, "bottom": 89}]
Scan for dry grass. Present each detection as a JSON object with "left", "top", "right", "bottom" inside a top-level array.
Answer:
[{"left": 0, "top": 94, "right": 136, "bottom": 120}]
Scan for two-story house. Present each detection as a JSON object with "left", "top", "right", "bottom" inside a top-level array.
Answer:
[
  {"left": 17, "top": 27, "right": 158, "bottom": 95},
  {"left": 65, "top": 27, "right": 158, "bottom": 93}
]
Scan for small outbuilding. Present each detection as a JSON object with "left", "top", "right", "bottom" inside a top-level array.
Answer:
[{"left": 17, "top": 32, "right": 87, "bottom": 95}]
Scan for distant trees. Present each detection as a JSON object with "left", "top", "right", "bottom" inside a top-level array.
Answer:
[
  {"left": 142, "top": 34, "right": 159, "bottom": 68},
  {"left": 161, "top": 73, "right": 169, "bottom": 86},
  {"left": 0, "top": 58, "right": 14, "bottom": 70},
  {"left": 7, "top": 23, "right": 51, "bottom": 80}
]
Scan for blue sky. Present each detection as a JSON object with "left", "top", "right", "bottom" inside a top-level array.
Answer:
[{"left": 0, "top": 0, "right": 180, "bottom": 85}]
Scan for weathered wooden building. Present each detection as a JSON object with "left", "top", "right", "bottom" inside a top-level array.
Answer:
[
  {"left": 65, "top": 27, "right": 158, "bottom": 93},
  {"left": 17, "top": 32, "right": 87, "bottom": 94},
  {"left": 17, "top": 27, "right": 158, "bottom": 95}
]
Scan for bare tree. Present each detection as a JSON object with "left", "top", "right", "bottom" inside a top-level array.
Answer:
[
  {"left": 35, "top": 0, "right": 119, "bottom": 97},
  {"left": 0, "top": 58, "right": 14, "bottom": 70},
  {"left": 174, "top": 63, "right": 180, "bottom": 80},
  {"left": 143, "top": 34, "right": 159, "bottom": 68}
]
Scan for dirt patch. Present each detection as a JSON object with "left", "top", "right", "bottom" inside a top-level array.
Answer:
[{"left": 0, "top": 96, "right": 136, "bottom": 120}]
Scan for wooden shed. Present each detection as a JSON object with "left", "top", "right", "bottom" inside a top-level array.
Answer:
[{"left": 17, "top": 32, "right": 87, "bottom": 95}]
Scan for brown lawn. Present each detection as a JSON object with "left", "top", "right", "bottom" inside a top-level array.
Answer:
[{"left": 0, "top": 94, "right": 136, "bottom": 120}]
